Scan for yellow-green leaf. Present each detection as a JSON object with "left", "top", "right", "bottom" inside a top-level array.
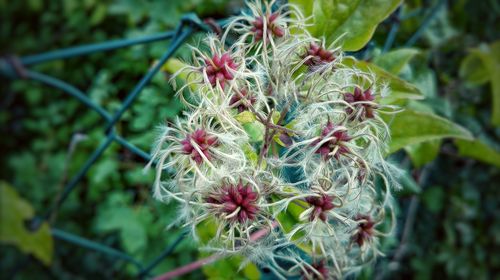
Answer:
[
  {"left": 387, "top": 110, "right": 473, "bottom": 153},
  {"left": 243, "top": 121, "right": 265, "bottom": 143},
  {"left": 290, "top": 0, "right": 401, "bottom": 51},
  {"left": 161, "top": 58, "right": 200, "bottom": 91},
  {"left": 235, "top": 111, "right": 256, "bottom": 124},
  {"left": 0, "top": 182, "right": 53, "bottom": 266},
  {"left": 373, "top": 48, "right": 420, "bottom": 75}
]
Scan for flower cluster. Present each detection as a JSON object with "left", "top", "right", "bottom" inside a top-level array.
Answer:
[{"left": 150, "top": 1, "right": 400, "bottom": 278}]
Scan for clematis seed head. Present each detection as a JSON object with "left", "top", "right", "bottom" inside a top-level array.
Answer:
[
  {"left": 229, "top": 89, "right": 257, "bottom": 112},
  {"left": 180, "top": 129, "right": 218, "bottom": 165},
  {"left": 304, "top": 43, "right": 336, "bottom": 67},
  {"left": 352, "top": 214, "right": 375, "bottom": 247},
  {"left": 251, "top": 12, "right": 285, "bottom": 41},
  {"left": 344, "top": 87, "right": 376, "bottom": 120},
  {"left": 311, "top": 122, "right": 351, "bottom": 160},
  {"left": 204, "top": 52, "right": 238, "bottom": 89},
  {"left": 206, "top": 180, "right": 260, "bottom": 223},
  {"left": 305, "top": 193, "right": 335, "bottom": 222}
]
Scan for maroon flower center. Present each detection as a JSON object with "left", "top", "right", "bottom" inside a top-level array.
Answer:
[
  {"left": 344, "top": 87, "right": 376, "bottom": 120},
  {"left": 207, "top": 181, "right": 260, "bottom": 223},
  {"left": 311, "top": 122, "right": 351, "bottom": 160},
  {"left": 304, "top": 43, "right": 335, "bottom": 67},
  {"left": 229, "top": 89, "right": 257, "bottom": 112},
  {"left": 302, "top": 260, "right": 329, "bottom": 280},
  {"left": 305, "top": 193, "right": 335, "bottom": 221},
  {"left": 205, "top": 52, "right": 238, "bottom": 90},
  {"left": 251, "top": 12, "right": 285, "bottom": 41},
  {"left": 180, "top": 129, "right": 218, "bottom": 165},
  {"left": 352, "top": 214, "right": 375, "bottom": 247}
]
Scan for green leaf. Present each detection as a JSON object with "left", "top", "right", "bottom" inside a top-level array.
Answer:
[
  {"left": 95, "top": 194, "right": 148, "bottom": 254},
  {"left": 202, "top": 254, "right": 260, "bottom": 280},
  {"left": 243, "top": 121, "right": 265, "bottom": 143},
  {"left": 373, "top": 48, "right": 420, "bottom": 75},
  {"left": 421, "top": 186, "right": 445, "bottom": 214},
  {"left": 459, "top": 52, "right": 490, "bottom": 86},
  {"left": 460, "top": 41, "right": 500, "bottom": 125},
  {"left": 275, "top": 194, "right": 312, "bottom": 253},
  {"left": 0, "top": 182, "right": 53, "bottom": 265},
  {"left": 291, "top": 0, "right": 401, "bottom": 51},
  {"left": 196, "top": 219, "right": 260, "bottom": 280},
  {"left": 343, "top": 57, "right": 423, "bottom": 104},
  {"left": 387, "top": 109, "right": 473, "bottom": 153},
  {"left": 404, "top": 140, "right": 441, "bottom": 168},
  {"left": 455, "top": 138, "right": 500, "bottom": 168}
]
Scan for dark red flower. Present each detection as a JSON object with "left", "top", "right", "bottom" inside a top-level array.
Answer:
[
  {"left": 180, "top": 129, "right": 218, "bottom": 165},
  {"left": 206, "top": 181, "right": 260, "bottom": 223},
  {"left": 204, "top": 53, "right": 238, "bottom": 90},
  {"left": 352, "top": 214, "right": 375, "bottom": 247},
  {"left": 302, "top": 260, "right": 329, "bottom": 280},
  {"left": 311, "top": 122, "right": 351, "bottom": 160},
  {"left": 251, "top": 12, "right": 285, "bottom": 41},
  {"left": 229, "top": 89, "right": 257, "bottom": 112},
  {"left": 304, "top": 43, "right": 336, "bottom": 67},
  {"left": 305, "top": 193, "right": 335, "bottom": 222},
  {"left": 344, "top": 87, "right": 376, "bottom": 120}
]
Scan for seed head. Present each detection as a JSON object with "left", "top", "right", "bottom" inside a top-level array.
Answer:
[
  {"left": 251, "top": 12, "right": 285, "bottom": 41},
  {"left": 344, "top": 87, "right": 376, "bottom": 120},
  {"left": 305, "top": 193, "right": 335, "bottom": 222},
  {"left": 311, "top": 122, "right": 351, "bottom": 160},
  {"left": 229, "top": 89, "right": 257, "bottom": 112},
  {"left": 206, "top": 181, "right": 260, "bottom": 223},
  {"left": 205, "top": 52, "right": 238, "bottom": 89},
  {"left": 304, "top": 43, "right": 335, "bottom": 67},
  {"left": 352, "top": 214, "right": 375, "bottom": 247},
  {"left": 303, "top": 260, "right": 329, "bottom": 280},
  {"left": 180, "top": 129, "right": 218, "bottom": 164}
]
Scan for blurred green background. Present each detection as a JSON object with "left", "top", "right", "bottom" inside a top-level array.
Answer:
[{"left": 1, "top": 0, "right": 499, "bottom": 279}]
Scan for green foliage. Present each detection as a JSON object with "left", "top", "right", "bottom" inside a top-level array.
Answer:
[
  {"left": 456, "top": 138, "right": 500, "bottom": 168},
  {"left": 387, "top": 109, "right": 473, "bottom": 153},
  {"left": 291, "top": 0, "right": 401, "bottom": 51},
  {"left": 373, "top": 48, "right": 419, "bottom": 74},
  {"left": 0, "top": 182, "right": 53, "bottom": 266},
  {"left": 404, "top": 139, "right": 441, "bottom": 168},
  {"left": 459, "top": 41, "right": 500, "bottom": 126},
  {"left": 196, "top": 219, "right": 261, "bottom": 279}
]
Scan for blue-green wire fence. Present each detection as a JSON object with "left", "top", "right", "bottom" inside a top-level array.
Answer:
[{"left": 0, "top": 2, "right": 440, "bottom": 278}]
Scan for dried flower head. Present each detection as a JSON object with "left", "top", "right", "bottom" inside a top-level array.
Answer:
[
  {"left": 181, "top": 129, "right": 219, "bottom": 165},
  {"left": 304, "top": 42, "right": 336, "bottom": 67},
  {"left": 311, "top": 122, "right": 352, "bottom": 161},
  {"left": 251, "top": 12, "right": 285, "bottom": 41},
  {"left": 206, "top": 180, "right": 260, "bottom": 223},
  {"left": 150, "top": 0, "right": 400, "bottom": 278},
  {"left": 204, "top": 52, "right": 238, "bottom": 89}
]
